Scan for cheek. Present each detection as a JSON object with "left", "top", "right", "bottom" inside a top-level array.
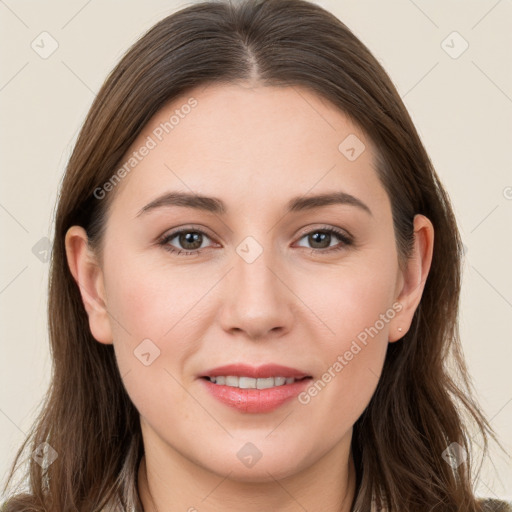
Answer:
[
  {"left": 299, "top": 249, "right": 398, "bottom": 345},
  {"left": 100, "top": 249, "right": 206, "bottom": 402},
  {"left": 294, "top": 254, "right": 396, "bottom": 424},
  {"left": 103, "top": 245, "right": 211, "bottom": 343},
  {"left": 105, "top": 262, "right": 201, "bottom": 424},
  {"left": 296, "top": 292, "right": 389, "bottom": 448}
]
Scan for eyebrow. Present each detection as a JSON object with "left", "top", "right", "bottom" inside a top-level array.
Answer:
[{"left": 136, "top": 190, "right": 372, "bottom": 217}]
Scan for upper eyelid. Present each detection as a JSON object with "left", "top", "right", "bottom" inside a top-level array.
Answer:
[
  {"left": 295, "top": 224, "right": 351, "bottom": 240},
  {"left": 160, "top": 225, "right": 217, "bottom": 243}
]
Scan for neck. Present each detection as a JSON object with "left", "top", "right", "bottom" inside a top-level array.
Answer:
[{"left": 137, "top": 435, "right": 357, "bottom": 512}]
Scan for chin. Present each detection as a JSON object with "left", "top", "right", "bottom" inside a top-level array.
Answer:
[{"left": 195, "top": 441, "right": 311, "bottom": 483}]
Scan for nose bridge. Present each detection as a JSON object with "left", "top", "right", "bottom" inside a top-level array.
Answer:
[
  {"left": 233, "top": 234, "right": 284, "bottom": 307},
  {"left": 219, "top": 233, "right": 293, "bottom": 338}
]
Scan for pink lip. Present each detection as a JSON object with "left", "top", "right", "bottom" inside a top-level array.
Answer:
[
  {"left": 197, "top": 363, "right": 312, "bottom": 414},
  {"left": 199, "top": 363, "right": 310, "bottom": 379},
  {"left": 199, "top": 377, "right": 312, "bottom": 413}
]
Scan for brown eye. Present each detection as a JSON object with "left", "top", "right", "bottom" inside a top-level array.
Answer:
[
  {"left": 296, "top": 227, "right": 352, "bottom": 253},
  {"left": 307, "top": 231, "right": 332, "bottom": 249},
  {"left": 175, "top": 231, "right": 204, "bottom": 250},
  {"left": 159, "top": 228, "right": 215, "bottom": 256}
]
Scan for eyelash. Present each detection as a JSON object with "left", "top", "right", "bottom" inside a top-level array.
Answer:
[{"left": 157, "top": 225, "right": 353, "bottom": 257}]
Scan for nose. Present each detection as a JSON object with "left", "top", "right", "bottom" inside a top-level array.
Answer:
[{"left": 218, "top": 244, "right": 294, "bottom": 341}]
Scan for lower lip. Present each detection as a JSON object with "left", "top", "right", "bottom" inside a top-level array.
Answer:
[{"left": 200, "top": 377, "right": 312, "bottom": 413}]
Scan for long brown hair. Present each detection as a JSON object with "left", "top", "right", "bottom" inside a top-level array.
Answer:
[{"left": 2, "top": 0, "right": 506, "bottom": 510}]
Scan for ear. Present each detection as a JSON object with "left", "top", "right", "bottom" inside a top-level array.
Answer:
[
  {"left": 388, "top": 214, "right": 434, "bottom": 343},
  {"left": 64, "top": 226, "right": 113, "bottom": 345}
]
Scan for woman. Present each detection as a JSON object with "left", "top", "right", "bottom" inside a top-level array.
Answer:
[{"left": 2, "top": 0, "right": 510, "bottom": 510}]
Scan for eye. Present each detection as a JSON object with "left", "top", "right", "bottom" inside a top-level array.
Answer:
[
  {"left": 158, "top": 227, "right": 216, "bottom": 256},
  {"left": 158, "top": 225, "right": 353, "bottom": 257},
  {"left": 295, "top": 226, "right": 353, "bottom": 253}
]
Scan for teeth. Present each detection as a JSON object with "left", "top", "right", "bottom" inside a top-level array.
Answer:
[
  {"left": 208, "top": 375, "right": 298, "bottom": 389},
  {"left": 225, "top": 376, "right": 238, "bottom": 387},
  {"left": 256, "top": 377, "right": 274, "bottom": 389},
  {"left": 239, "top": 376, "right": 257, "bottom": 389}
]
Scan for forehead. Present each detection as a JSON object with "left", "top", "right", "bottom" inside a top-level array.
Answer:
[{"left": 108, "top": 82, "right": 388, "bottom": 217}]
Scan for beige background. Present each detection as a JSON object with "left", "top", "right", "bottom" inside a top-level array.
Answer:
[{"left": 1, "top": 0, "right": 511, "bottom": 502}]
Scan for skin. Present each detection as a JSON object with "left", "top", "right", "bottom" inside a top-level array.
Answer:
[{"left": 65, "top": 82, "right": 434, "bottom": 512}]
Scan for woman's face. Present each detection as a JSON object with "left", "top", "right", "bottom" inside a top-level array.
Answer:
[{"left": 68, "top": 82, "right": 430, "bottom": 482}]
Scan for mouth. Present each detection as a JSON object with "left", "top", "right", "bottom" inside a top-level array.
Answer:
[
  {"left": 199, "top": 363, "right": 312, "bottom": 387},
  {"left": 198, "top": 365, "right": 314, "bottom": 413}
]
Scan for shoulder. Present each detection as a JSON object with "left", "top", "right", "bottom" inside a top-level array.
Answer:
[{"left": 478, "top": 498, "right": 512, "bottom": 511}]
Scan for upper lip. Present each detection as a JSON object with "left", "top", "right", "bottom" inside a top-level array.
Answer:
[{"left": 199, "top": 363, "right": 311, "bottom": 379}]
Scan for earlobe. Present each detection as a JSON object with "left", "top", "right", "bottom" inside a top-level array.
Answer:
[
  {"left": 64, "top": 226, "right": 113, "bottom": 345},
  {"left": 389, "top": 214, "right": 434, "bottom": 343}
]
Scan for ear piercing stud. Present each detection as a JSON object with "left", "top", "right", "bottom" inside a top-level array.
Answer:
[{"left": 398, "top": 327, "right": 403, "bottom": 332}]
